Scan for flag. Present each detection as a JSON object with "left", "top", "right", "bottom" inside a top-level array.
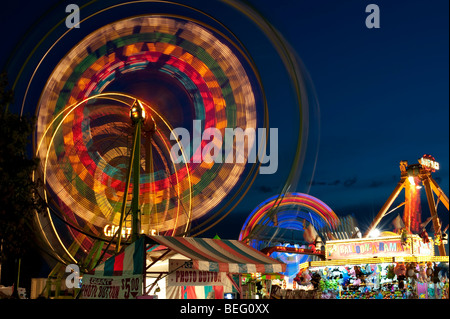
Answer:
[
  {"left": 420, "top": 217, "right": 433, "bottom": 229},
  {"left": 89, "top": 236, "right": 145, "bottom": 276},
  {"left": 417, "top": 282, "right": 428, "bottom": 299},
  {"left": 392, "top": 214, "right": 405, "bottom": 231},
  {"left": 303, "top": 222, "right": 318, "bottom": 244}
]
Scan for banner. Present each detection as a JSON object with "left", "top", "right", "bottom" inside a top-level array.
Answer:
[
  {"left": 417, "top": 282, "right": 428, "bottom": 299},
  {"left": 167, "top": 259, "right": 225, "bottom": 287},
  {"left": 90, "top": 237, "right": 144, "bottom": 277},
  {"left": 325, "top": 235, "right": 434, "bottom": 260},
  {"left": 81, "top": 275, "right": 142, "bottom": 299}
]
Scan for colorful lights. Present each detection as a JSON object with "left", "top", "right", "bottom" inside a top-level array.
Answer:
[
  {"left": 34, "top": 16, "right": 262, "bottom": 263},
  {"left": 419, "top": 155, "right": 439, "bottom": 172},
  {"left": 368, "top": 229, "right": 381, "bottom": 238},
  {"left": 130, "top": 101, "right": 146, "bottom": 122},
  {"left": 239, "top": 193, "right": 340, "bottom": 242},
  {"left": 239, "top": 193, "right": 339, "bottom": 282}
]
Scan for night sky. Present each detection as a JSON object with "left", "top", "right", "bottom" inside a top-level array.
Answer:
[{"left": 1, "top": 0, "right": 448, "bottom": 241}]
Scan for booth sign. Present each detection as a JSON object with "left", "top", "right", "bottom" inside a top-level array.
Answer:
[
  {"left": 81, "top": 275, "right": 142, "bottom": 299},
  {"left": 325, "top": 235, "right": 434, "bottom": 260},
  {"left": 167, "top": 259, "right": 225, "bottom": 287}
]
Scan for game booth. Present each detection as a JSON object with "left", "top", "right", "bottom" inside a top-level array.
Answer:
[
  {"left": 263, "top": 156, "right": 450, "bottom": 299},
  {"left": 79, "top": 235, "right": 286, "bottom": 299},
  {"left": 291, "top": 234, "right": 449, "bottom": 299}
]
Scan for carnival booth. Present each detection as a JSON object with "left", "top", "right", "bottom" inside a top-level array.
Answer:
[
  {"left": 295, "top": 234, "right": 449, "bottom": 299},
  {"left": 280, "top": 156, "right": 450, "bottom": 300},
  {"left": 146, "top": 236, "right": 286, "bottom": 299},
  {"left": 79, "top": 235, "right": 286, "bottom": 299}
]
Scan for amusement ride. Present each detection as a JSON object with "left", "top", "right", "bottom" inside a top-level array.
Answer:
[
  {"left": 2, "top": 0, "right": 447, "bottom": 299},
  {"left": 4, "top": 1, "right": 317, "bottom": 286}
]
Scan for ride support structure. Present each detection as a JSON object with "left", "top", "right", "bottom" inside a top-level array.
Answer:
[
  {"left": 116, "top": 100, "right": 150, "bottom": 253},
  {"left": 364, "top": 155, "right": 449, "bottom": 256}
]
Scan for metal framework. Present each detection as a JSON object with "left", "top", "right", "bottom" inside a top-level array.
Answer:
[
  {"left": 299, "top": 255, "right": 450, "bottom": 271},
  {"left": 261, "top": 246, "right": 326, "bottom": 260},
  {"left": 116, "top": 100, "right": 151, "bottom": 253},
  {"left": 364, "top": 155, "right": 449, "bottom": 256}
]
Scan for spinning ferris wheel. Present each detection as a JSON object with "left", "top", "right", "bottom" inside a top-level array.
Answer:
[
  {"left": 32, "top": 15, "right": 264, "bottom": 266},
  {"left": 6, "top": 1, "right": 319, "bottom": 270}
]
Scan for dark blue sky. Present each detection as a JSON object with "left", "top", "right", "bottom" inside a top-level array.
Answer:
[
  {"left": 243, "top": 0, "right": 449, "bottom": 231},
  {"left": 292, "top": 0, "right": 449, "bottom": 227},
  {"left": 1, "top": 0, "right": 448, "bottom": 239}
]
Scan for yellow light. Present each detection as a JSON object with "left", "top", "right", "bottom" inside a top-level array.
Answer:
[
  {"left": 369, "top": 229, "right": 381, "bottom": 238},
  {"left": 408, "top": 176, "right": 416, "bottom": 186},
  {"left": 130, "top": 100, "right": 146, "bottom": 121}
]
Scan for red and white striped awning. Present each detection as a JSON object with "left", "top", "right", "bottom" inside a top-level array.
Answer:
[{"left": 148, "top": 236, "right": 286, "bottom": 274}]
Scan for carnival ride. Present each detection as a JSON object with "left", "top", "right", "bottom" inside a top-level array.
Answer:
[
  {"left": 239, "top": 193, "right": 340, "bottom": 281},
  {"left": 365, "top": 155, "right": 449, "bottom": 256},
  {"left": 240, "top": 155, "right": 449, "bottom": 291},
  {"left": 32, "top": 15, "right": 265, "bottom": 269},
  {"left": 289, "top": 155, "right": 449, "bottom": 299},
  {"left": 4, "top": 0, "right": 319, "bottom": 279}
]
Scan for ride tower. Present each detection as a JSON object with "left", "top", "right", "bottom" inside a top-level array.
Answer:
[
  {"left": 116, "top": 100, "right": 156, "bottom": 253},
  {"left": 364, "top": 155, "right": 449, "bottom": 256}
]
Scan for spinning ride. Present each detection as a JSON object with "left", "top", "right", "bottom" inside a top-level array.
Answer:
[
  {"left": 365, "top": 155, "right": 449, "bottom": 255},
  {"left": 5, "top": 1, "right": 320, "bottom": 271},
  {"left": 239, "top": 193, "right": 340, "bottom": 281},
  {"left": 33, "top": 15, "right": 262, "bottom": 265}
]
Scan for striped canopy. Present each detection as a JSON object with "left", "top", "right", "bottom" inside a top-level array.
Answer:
[
  {"left": 89, "top": 236, "right": 145, "bottom": 276},
  {"left": 148, "top": 236, "right": 286, "bottom": 274}
]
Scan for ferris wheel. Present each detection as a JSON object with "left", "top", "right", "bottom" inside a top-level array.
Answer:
[
  {"left": 6, "top": 1, "right": 320, "bottom": 269},
  {"left": 32, "top": 15, "right": 264, "bottom": 266}
]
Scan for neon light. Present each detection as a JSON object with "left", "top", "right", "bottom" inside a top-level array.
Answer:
[
  {"left": 325, "top": 235, "right": 434, "bottom": 260},
  {"left": 419, "top": 156, "right": 439, "bottom": 171},
  {"left": 240, "top": 193, "right": 339, "bottom": 282},
  {"left": 34, "top": 16, "right": 261, "bottom": 263}
]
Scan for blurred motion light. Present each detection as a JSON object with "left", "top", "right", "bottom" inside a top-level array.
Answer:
[
  {"left": 419, "top": 155, "right": 439, "bottom": 172},
  {"left": 130, "top": 100, "right": 146, "bottom": 123},
  {"left": 369, "top": 228, "right": 381, "bottom": 238}
]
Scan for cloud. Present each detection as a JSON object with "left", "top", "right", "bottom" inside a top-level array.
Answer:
[
  {"left": 256, "top": 185, "right": 276, "bottom": 193},
  {"left": 310, "top": 177, "right": 358, "bottom": 188},
  {"left": 343, "top": 177, "right": 357, "bottom": 187},
  {"left": 369, "top": 180, "right": 384, "bottom": 188}
]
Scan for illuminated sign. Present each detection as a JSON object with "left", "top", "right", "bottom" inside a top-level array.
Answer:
[
  {"left": 419, "top": 156, "right": 439, "bottom": 171},
  {"left": 167, "top": 260, "right": 225, "bottom": 287},
  {"left": 261, "top": 246, "right": 324, "bottom": 257},
  {"left": 103, "top": 225, "right": 159, "bottom": 238},
  {"left": 81, "top": 275, "right": 142, "bottom": 300},
  {"left": 149, "top": 229, "right": 158, "bottom": 236},
  {"left": 325, "top": 235, "right": 434, "bottom": 260},
  {"left": 103, "top": 224, "right": 131, "bottom": 238}
]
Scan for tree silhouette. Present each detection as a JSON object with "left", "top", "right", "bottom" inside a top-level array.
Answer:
[{"left": 0, "top": 72, "right": 46, "bottom": 298}]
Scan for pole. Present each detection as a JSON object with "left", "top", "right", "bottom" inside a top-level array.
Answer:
[
  {"left": 117, "top": 101, "right": 147, "bottom": 253},
  {"left": 131, "top": 120, "right": 142, "bottom": 243},
  {"left": 144, "top": 130, "right": 157, "bottom": 233},
  {"left": 143, "top": 239, "right": 147, "bottom": 296},
  {"left": 116, "top": 120, "right": 140, "bottom": 253},
  {"left": 363, "top": 178, "right": 407, "bottom": 238},
  {"left": 16, "top": 258, "right": 21, "bottom": 297},
  {"left": 423, "top": 176, "right": 447, "bottom": 256},
  {"left": 429, "top": 176, "right": 449, "bottom": 210}
]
